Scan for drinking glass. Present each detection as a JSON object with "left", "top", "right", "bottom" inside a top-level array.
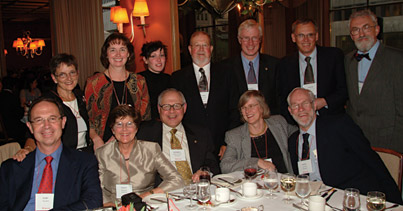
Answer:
[
  {"left": 295, "top": 174, "right": 311, "bottom": 206},
  {"left": 343, "top": 188, "right": 361, "bottom": 211},
  {"left": 199, "top": 166, "right": 211, "bottom": 182},
  {"left": 243, "top": 161, "right": 258, "bottom": 180},
  {"left": 197, "top": 179, "right": 211, "bottom": 211},
  {"left": 183, "top": 182, "right": 197, "bottom": 210},
  {"left": 263, "top": 169, "right": 279, "bottom": 199},
  {"left": 280, "top": 173, "right": 296, "bottom": 203},
  {"left": 366, "top": 191, "right": 386, "bottom": 211}
]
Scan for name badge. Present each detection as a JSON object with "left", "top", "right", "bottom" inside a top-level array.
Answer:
[
  {"left": 35, "top": 193, "right": 54, "bottom": 211},
  {"left": 358, "top": 82, "right": 364, "bottom": 94},
  {"left": 170, "top": 149, "right": 186, "bottom": 162},
  {"left": 247, "top": 84, "right": 258, "bottom": 91},
  {"left": 116, "top": 184, "right": 133, "bottom": 199},
  {"left": 303, "top": 83, "right": 317, "bottom": 96},
  {"left": 298, "top": 159, "right": 313, "bottom": 175},
  {"left": 200, "top": 92, "right": 209, "bottom": 105}
]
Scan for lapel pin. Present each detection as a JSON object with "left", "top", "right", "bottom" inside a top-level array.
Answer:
[
  {"left": 265, "top": 67, "right": 269, "bottom": 71},
  {"left": 194, "top": 140, "right": 198, "bottom": 144}
]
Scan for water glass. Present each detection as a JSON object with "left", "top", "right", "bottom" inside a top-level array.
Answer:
[
  {"left": 343, "top": 188, "right": 360, "bottom": 211},
  {"left": 366, "top": 191, "right": 386, "bottom": 211},
  {"left": 295, "top": 174, "right": 311, "bottom": 205},
  {"left": 197, "top": 179, "right": 211, "bottom": 211},
  {"left": 183, "top": 183, "right": 197, "bottom": 210},
  {"left": 263, "top": 169, "right": 278, "bottom": 199}
]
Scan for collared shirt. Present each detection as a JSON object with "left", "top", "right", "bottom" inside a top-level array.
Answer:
[
  {"left": 297, "top": 118, "right": 322, "bottom": 181},
  {"left": 162, "top": 123, "right": 193, "bottom": 173},
  {"left": 358, "top": 40, "right": 380, "bottom": 85},
  {"left": 241, "top": 52, "right": 260, "bottom": 83},
  {"left": 193, "top": 63, "right": 211, "bottom": 91},
  {"left": 298, "top": 47, "right": 318, "bottom": 87},
  {"left": 24, "top": 144, "right": 63, "bottom": 211}
]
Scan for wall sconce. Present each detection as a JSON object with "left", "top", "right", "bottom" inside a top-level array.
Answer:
[
  {"left": 12, "top": 31, "right": 45, "bottom": 58},
  {"left": 111, "top": 6, "right": 129, "bottom": 33},
  {"left": 132, "top": 0, "right": 149, "bottom": 37}
]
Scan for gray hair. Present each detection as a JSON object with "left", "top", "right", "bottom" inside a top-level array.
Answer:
[
  {"left": 287, "top": 87, "right": 315, "bottom": 106},
  {"left": 348, "top": 10, "right": 378, "bottom": 28},
  {"left": 238, "top": 19, "right": 262, "bottom": 38},
  {"left": 157, "top": 88, "right": 186, "bottom": 105}
]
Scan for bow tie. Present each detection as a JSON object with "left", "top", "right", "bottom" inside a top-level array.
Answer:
[{"left": 354, "top": 52, "right": 371, "bottom": 62}]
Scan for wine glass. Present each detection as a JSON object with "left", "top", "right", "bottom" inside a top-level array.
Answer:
[
  {"left": 343, "top": 188, "right": 361, "bottom": 211},
  {"left": 295, "top": 174, "right": 311, "bottom": 206},
  {"left": 197, "top": 179, "right": 211, "bottom": 211},
  {"left": 243, "top": 161, "right": 258, "bottom": 180},
  {"left": 263, "top": 169, "right": 279, "bottom": 199},
  {"left": 183, "top": 183, "right": 197, "bottom": 210},
  {"left": 199, "top": 166, "right": 211, "bottom": 182},
  {"left": 280, "top": 173, "right": 296, "bottom": 203},
  {"left": 366, "top": 191, "right": 386, "bottom": 211}
]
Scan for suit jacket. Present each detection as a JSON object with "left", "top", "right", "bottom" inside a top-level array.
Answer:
[
  {"left": 288, "top": 114, "right": 402, "bottom": 204},
  {"left": 137, "top": 120, "right": 220, "bottom": 175},
  {"left": 220, "top": 115, "right": 296, "bottom": 174},
  {"left": 277, "top": 46, "right": 347, "bottom": 124},
  {"left": 170, "top": 63, "right": 241, "bottom": 153},
  {"left": 345, "top": 43, "right": 403, "bottom": 153},
  {"left": 221, "top": 53, "right": 280, "bottom": 114},
  {"left": 0, "top": 145, "right": 102, "bottom": 210}
]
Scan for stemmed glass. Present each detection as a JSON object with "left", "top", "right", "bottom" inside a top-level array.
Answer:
[
  {"left": 295, "top": 175, "right": 311, "bottom": 206},
  {"left": 197, "top": 179, "right": 211, "bottom": 211},
  {"left": 343, "top": 188, "right": 361, "bottom": 211},
  {"left": 280, "top": 173, "right": 296, "bottom": 203},
  {"left": 263, "top": 169, "right": 279, "bottom": 199},
  {"left": 199, "top": 166, "right": 211, "bottom": 182},
  {"left": 366, "top": 191, "right": 385, "bottom": 211},
  {"left": 183, "top": 182, "right": 197, "bottom": 210},
  {"left": 243, "top": 160, "right": 258, "bottom": 180}
]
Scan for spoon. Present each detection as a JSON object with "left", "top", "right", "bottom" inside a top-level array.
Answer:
[{"left": 385, "top": 204, "right": 399, "bottom": 210}]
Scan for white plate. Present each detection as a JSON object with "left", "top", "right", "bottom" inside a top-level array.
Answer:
[
  {"left": 210, "top": 194, "right": 237, "bottom": 207},
  {"left": 143, "top": 193, "right": 167, "bottom": 207},
  {"left": 212, "top": 174, "right": 242, "bottom": 187},
  {"left": 238, "top": 189, "right": 263, "bottom": 200}
]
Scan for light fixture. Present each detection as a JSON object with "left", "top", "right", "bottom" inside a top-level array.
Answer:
[
  {"left": 12, "top": 31, "right": 45, "bottom": 58},
  {"left": 111, "top": 6, "right": 129, "bottom": 33},
  {"left": 132, "top": 0, "right": 149, "bottom": 37}
]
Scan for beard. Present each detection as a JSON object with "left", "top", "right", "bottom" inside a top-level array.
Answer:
[
  {"left": 354, "top": 35, "right": 376, "bottom": 52},
  {"left": 291, "top": 112, "right": 315, "bottom": 130}
]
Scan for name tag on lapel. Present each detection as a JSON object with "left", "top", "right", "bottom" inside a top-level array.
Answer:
[{"left": 35, "top": 193, "right": 54, "bottom": 210}]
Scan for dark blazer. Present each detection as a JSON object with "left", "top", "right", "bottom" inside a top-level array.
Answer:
[
  {"left": 345, "top": 43, "right": 403, "bottom": 153},
  {"left": 288, "top": 115, "right": 402, "bottom": 204},
  {"left": 0, "top": 145, "right": 103, "bottom": 210},
  {"left": 221, "top": 53, "right": 280, "bottom": 114},
  {"left": 136, "top": 120, "right": 220, "bottom": 175},
  {"left": 170, "top": 63, "right": 241, "bottom": 153},
  {"left": 277, "top": 46, "right": 347, "bottom": 124}
]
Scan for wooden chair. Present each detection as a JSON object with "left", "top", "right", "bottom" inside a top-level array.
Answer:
[
  {"left": 372, "top": 147, "right": 403, "bottom": 192},
  {"left": 0, "top": 142, "right": 21, "bottom": 166}
]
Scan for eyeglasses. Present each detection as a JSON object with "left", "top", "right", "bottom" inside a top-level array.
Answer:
[
  {"left": 241, "top": 103, "right": 259, "bottom": 111},
  {"left": 239, "top": 36, "right": 260, "bottom": 43},
  {"left": 30, "top": 116, "right": 62, "bottom": 125},
  {"left": 191, "top": 43, "right": 210, "bottom": 50},
  {"left": 114, "top": 121, "right": 136, "bottom": 129},
  {"left": 289, "top": 101, "right": 313, "bottom": 110},
  {"left": 350, "top": 24, "right": 376, "bottom": 36},
  {"left": 159, "top": 103, "right": 184, "bottom": 111},
  {"left": 54, "top": 71, "right": 78, "bottom": 80},
  {"left": 295, "top": 33, "right": 316, "bottom": 40}
]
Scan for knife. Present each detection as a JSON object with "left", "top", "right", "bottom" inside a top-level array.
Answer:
[
  {"left": 150, "top": 198, "right": 166, "bottom": 203},
  {"left": 168, "top": 193, "right": 198, "bottom": 201},
  {"left": 293, "top": 203, "right": 308, "bottom": 211},
  {"left": 218, "top": 178, "right": 235, "bottom": 186},
  {"left": 325, "top": 189, "right": 337, "bottom": 202},
  {"left": 321, "top": 187, "right": 335, "bottom": 198}
]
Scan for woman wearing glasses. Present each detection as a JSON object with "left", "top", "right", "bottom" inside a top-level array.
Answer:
[
  {"left": 95, "top": 104, "right": 183, "bottom": 207},
  {"left": 220, "top": 90, "right": 296, "bottom": 174}
]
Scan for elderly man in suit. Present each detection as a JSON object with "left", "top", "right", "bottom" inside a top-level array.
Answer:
[
  {"left": 221, "top": 19, "right": 280, "bottom": 114},
  {"left": 136, "top": 88, "right": 219, "bottom": 182},
  {"left": 277, "top": 18, "right": 347, "bottom": 124},
  {"left": 345, "top": 10, "right": 403, "bottom": 153},
  {"left": 287, "top": 88, "right": 402, "bottom": 204},
  {"left": 170, "top": 31, "right": 240, "bottom": 159},
  {"left": 0, "top": 98, "right": 102, "bottom": 210}
]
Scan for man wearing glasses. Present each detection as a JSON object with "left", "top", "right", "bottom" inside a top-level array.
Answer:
[
  {"left": 345, "top": 10, "right": 403, "bottom": 153},
  {"left": 277, "top": 18, "right": 347, "bottom": 125},
  {"left": 0, "top": 98, "right": 102, "bottom": 210},
  {"left": 137, "top": 89, "right": 219, "bottom": 183}
]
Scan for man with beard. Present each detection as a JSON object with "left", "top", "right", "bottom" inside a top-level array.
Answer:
[
  {"left": 287, "top": 88, "right": 402, "bottom": 204},
  {"left": 170, "top": 31, "right": 240, "bottom": 160},
  {"left": 345, "top": 10, "right": 403, "bottom": 153}
]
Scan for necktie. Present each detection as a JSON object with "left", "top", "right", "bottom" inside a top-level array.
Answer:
[
  {"left": 38, "top": 156, "right": 53, "bottom": 193},
  {"left": 304, "top": 57, "right": 314, "bottom": 84},
  {"left": 354, "top": 52, "right": 371, "bottom": 62},
  {"left": 170, "top": 129, "right": 193, "bottom": 181},
  {"left": 198, "top": 68, "right": 208, "bottom": 92},
  {"left": 301, "top": 133, "right": 310, "bottom": 160},
  {"left": 247, "top": 61, "right": 257, "bottom": 84}
]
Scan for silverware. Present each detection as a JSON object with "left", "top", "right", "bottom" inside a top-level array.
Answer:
[
  {"left": 326, "top": 202, "right": 342, "bottom": 211},
  {"left": 325, "top": 189, "right": 337, "bottom": 202},
  {"left": 321, "top": 187, "right": 335, "bottom": 197},
  {"left": 211, "top": 199, "right": 236, "bottom": 207},
  {"left": 168, "top": 193, "right": 197, "bottom": 201},
  {"left": 150, "top": 198, "right": 166, "bottom": 203},
  {"left": 385, "top": 204, "right": 399, "bottom": 210},
  {"left": 218, "top": 177, "right": 235, "bottom": 186},
  {"left": 293, "top": 203, "right": 308, "bottom": 211}
]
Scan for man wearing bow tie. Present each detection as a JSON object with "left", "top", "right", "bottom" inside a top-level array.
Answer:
[{"left": 345, "top": 10, "right": 403, "bottom": 153}]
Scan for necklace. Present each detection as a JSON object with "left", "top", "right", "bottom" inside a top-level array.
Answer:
[
  {"left": 249, "top": 121, "right": 267, "bottom": 137},
  {"left": 108, "top": 69, "right": 128, "bottom": 105}
]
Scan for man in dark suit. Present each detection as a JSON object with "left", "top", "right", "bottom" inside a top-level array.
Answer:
[
  {"left": 0, "top": 98, "right": 102, "bottom": 210},
  {"left": 345, "top": 10, "right": 403, "bottom": 153},
  {"left": 171, "top": 31, "right": 240, "bottom": 159},
  {"left": 287, "top": 88, "right": 402, "bottom": 204},
  {"left": 137, "top": 89, "right": 219, "bottom": 182},
  {"left": 221, "top": 19, "right": 279, "bottom": 114},
  {"left": 277, "top": 18, "right": 347, "bottom": 124}
]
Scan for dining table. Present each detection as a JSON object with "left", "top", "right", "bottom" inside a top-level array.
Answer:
[{"left": 144, "top": 171, "right": 403, "bottom": 211}]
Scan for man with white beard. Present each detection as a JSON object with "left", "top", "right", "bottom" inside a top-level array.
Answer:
[{"left": 345, "top": 10, "right": 403, "bottom": 153}]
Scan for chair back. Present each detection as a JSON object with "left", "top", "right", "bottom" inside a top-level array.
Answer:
[
  {"left": 0, "top": 142, "right": 21, "bottom": 166},
  {"left": 372, "top": 147, "right": 403, "bottom": 192}
]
